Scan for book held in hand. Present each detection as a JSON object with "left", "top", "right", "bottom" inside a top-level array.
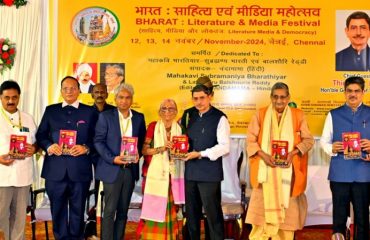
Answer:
[
  {"left": 271, "top": 140, "right": 289, "bottom": 167},
  {"left": 59, "top": 130, "right": 77, "bottom": 155},
  {"left": 170, "top": 135, "right": 189, "bottom": 160},
  {"left": 121, "top": 136, "right": 138, "bottom": 162},
  {"left": 342, "top": 132, "right": 361, "bottom": 160},
  {"left": 9, "top": 135, "right": 27, "bottom": 159}
]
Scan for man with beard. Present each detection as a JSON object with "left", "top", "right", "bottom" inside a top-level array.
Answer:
[{"left": 336, "top": 11, "right": 370, "bottom": 71}]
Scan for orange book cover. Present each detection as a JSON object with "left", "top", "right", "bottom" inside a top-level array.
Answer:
[
  {"left": 9, "top": 135, "right": 27, "bottom": 159},
  {"left": 342, "top": 132, "right": 361, "bottom": 160},
  {"left": 272, "top": 140, "right": 289, "bottom": 167},
  {"left": 59, "top": 130, "right": 77, "bottom": 155}
]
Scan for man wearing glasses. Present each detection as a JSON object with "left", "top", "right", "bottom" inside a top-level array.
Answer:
[
  {"left": 321, "top": 76, "right": 370, "bottom": 240},
  {"left": 336, "top": 11, "right": 370, "bottom": 71},
  {"left": 103, "top": 64, "right": 124, "bottom": 93},
  {"left": 246, "top": 82, "right": 314, "bottom": 240},
  {"left": 36, "top": 76, "right": 98, "bottom": 240}
]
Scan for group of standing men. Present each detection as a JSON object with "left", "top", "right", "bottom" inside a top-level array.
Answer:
[
  {"left": 0, "top": 75, "right": 230, "bottom": 240},
  {"left": 0, "top": 75, "right": 369, "bottom": 240}
]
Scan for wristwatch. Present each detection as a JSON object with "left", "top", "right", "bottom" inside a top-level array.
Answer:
[{"left": 83, "top": 144, "right": 90, "bottom": 155}]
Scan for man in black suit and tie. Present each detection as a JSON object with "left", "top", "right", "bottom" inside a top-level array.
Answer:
[
  {"left": 94, "top": 83, "right": 146, "bottom": 240},
  {"left": 36, "top": 76, "right": 98, "bottom": 240}
]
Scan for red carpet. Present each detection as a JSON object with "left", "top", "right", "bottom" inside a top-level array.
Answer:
[{"left": 25, "top": 219, "right": 333, "bottom": 240}]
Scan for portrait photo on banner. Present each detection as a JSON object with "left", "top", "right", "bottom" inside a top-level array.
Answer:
[
  {"left": 73, "top": 62, "right": 98, "bottom": 93},
  {"left": 100, "top": 63, "right": 125, "bottom": 94},
  {"left": 335, "top": 10, "right": 370, "bottom": 72}
]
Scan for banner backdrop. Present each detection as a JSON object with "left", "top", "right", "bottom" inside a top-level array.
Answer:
[{"left": 51, "top": 0, "right": 370, "bottom": 136}]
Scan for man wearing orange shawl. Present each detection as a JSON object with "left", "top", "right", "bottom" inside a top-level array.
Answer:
[{"left": 246, "top": 82, "right": 314, "bottom": 240}]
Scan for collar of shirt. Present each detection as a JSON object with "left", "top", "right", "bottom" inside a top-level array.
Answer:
[
  {"left": 345, "top": 102, "right": 363, "bottom": 112},
  {"left": 62, "top": 101, "right": 79, "bottom": 109},
  {"left": 118, "top": 109, "right": 133, "bottom": 120},
  {"left": 2, "top": 108, "right": 20, "bottom": 124}
]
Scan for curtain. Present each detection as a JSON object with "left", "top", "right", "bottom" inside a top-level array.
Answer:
[{"left": 0, "top": 0, "right": 49, "bottom": 123}]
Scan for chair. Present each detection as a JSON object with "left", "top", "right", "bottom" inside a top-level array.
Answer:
[
  {"left": 221, "top": 150, "right": 249, "bottom": 240},
  {"left": 30, "top": 187, "right": 97, "bottom": 240},
  {"left": 29, "top": 187, "right": 52, "bottom": 240}
]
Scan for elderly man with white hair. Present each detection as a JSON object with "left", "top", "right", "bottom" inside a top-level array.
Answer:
[{"left": 76, "top": 63, "right": 95, "bottom": 93}]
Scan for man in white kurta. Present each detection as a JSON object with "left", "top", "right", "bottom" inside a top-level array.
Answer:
[{"left": 0, "top": 80, "right": 37, "bottom": 240}]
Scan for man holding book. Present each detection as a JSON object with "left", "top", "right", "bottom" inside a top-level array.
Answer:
[
  {"left": 0, "top": 80, "right": 38, "bottom": 240},
  {"left": 320, "top": 76, "right": 370, "bottom": 240},
  {"left": 246, "top": 82, "right": 314, "bottom": 240},
  {"left": 181, "top": 76, "right": 230, "bottom": 240},
  {"left": 36, "top": 76, "right": 98, "bottom": 240},
  {"left": 94, "top": 83, "right": 146, "bottom": 240}
]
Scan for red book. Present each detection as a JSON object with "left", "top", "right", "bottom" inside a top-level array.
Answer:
[
  {"left": 9, "top": 135, "right": 27, "bottom": 159},
  {"left": 170, "top": 135, "right": 189, "bottom": 160},
  {"left": 59, "top": 130, "right": 77, "bottom": 155},
  {"left": 342, "top": 132, "right": 361, "bottom": 160},
  {"left": 271, "top": 140, "right": 289, "bottom": 167},
  {"left": 121, "top": 136, "right": 138, "bottom": 162}
]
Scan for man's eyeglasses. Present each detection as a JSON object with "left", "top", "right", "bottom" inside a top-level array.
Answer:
[
  {"left": 272, "top": 95, "right": 289, "bottom": 100},
  {"left": 62, "top": 87, "right": 78, "bottom": 93},
  {"left": 105, "top": 73, "right": 118, "bottom": 78},
  {"left": 160, "top": 107, "right": 176, "bottom": 113}
]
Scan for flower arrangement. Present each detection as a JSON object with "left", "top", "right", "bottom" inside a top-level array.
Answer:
[
  {"left": 0, "top": 0, "right": 27, "bottom": 8},
  {"left": 0, "top": 38, "right": 16, "bottom": 74}
]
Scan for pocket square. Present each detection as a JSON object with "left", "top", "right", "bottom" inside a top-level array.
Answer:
[{"left": 77, "top": 120, "right": 86, "bottom": 127}]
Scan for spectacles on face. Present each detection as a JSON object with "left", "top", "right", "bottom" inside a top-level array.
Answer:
[
  {"left": 271, "top": 95, "right": 289, "bottom": 100},
  {"left": 160, "top": 107, "right": 176, "bottom": 113},
  {"left": 345, "top": 89, "right": 363, "bottom": 94},
  {"left": 105, "top": 73, "right": 118, "bottom": 78},
  {"left": 62, "top": 87, "right": 78, "bottom": 93}
]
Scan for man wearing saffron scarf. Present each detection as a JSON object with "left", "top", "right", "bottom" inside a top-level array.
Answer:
[{"left": 246, "top": 82, "right": 314, "bottom": 240}]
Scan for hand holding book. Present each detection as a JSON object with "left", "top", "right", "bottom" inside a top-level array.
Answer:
[{"left": 0, "top": 154, "right": 13, "bottom": 166}]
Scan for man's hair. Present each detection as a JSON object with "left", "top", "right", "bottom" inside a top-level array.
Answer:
[
  {"left": 92, "top": 83, "right": 108, "bottom": 92},
  {"left": 114, "top": 83, "right": 134, "bottom": 96},
  {"left": 105, "top": 64, "right": 124, "bottom": 77},
  {"left": 0, "top": 80, "right": 21, "bottom": 95},
  {"left": 346, "top": 11, "right": 370, "bottom": 28},
  {"left": 344, "top": 76, "right": 365, "bottom": 90},
  {"left": 191, "top": 84, "right": 212, "bottom": 96},
  {"left": 61, "top": 76, "right": 80, "bottom": 89},
  {"left": 270, "top": 82, "right": 290, "bottom": 96}
]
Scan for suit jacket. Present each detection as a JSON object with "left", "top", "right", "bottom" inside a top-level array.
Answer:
[
  {"left": 91, "top": 103, "right": 116, "bottom": 165},
  {"left": 36, "top": 103, "right": 98, "bottom": 182},
  {"left": 336, "top": 45, "right": 370, "bottom": 71},
  {"left": 94, "top": 108, "right": 146, "bottom": 183}
]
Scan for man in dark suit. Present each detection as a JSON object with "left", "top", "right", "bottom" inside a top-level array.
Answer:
[
  {"left": 85, "top": 83, "right": 115, "bottom": 239},
  {"left": 36, "top": 76, "right": 98, "bottom": 240},
  {"left": 94, "top": 83, "right": 146, "bottom": 240}
]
